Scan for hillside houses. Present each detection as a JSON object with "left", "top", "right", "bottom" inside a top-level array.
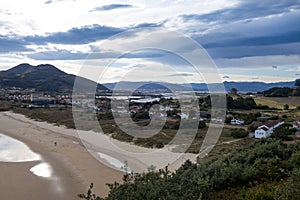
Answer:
[
  {"left": 292, "top": 120, "right": 300, "bottom": 131},
  {"left": 230, "top": 118, "right": 245, "bottom": 125},
  {"left": 254, "top": 120, "right": 284, "bottom": 139}
]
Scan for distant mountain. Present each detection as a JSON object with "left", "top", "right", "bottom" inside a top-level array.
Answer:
[
  {"left": 0, "top": 63, "right": 107, "bottom": 92},
  {"left": 104, "top": 80, "right": 296, "bottom": 93},
  {"left": 222, "top": 81, "right": 295, "bottom": 92},
  {"left": 104, "top": 81, "right": 189, "bottom": 91}
]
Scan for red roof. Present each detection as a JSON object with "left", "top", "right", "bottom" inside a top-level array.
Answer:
[
  {"left": 293, "top": 121, "right": 300, "bottom": 128},
  {"left": 261, "top": 120, "right": 281, "bottom": 128},
  {"left": 261, "top": 126, "right": 269, "bottom": 131}
]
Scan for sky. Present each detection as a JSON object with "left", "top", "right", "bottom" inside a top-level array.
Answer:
[{"left": 0, "top": 0, "right": 300, "bottom": 83}]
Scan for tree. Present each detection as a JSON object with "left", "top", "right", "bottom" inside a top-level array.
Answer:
[
  {"left": 248, "top": 123, "right": 259, "bottom": 132},
  {"left": 230, "top": 88, "right": 238, "bottom": 95},
  {"left": 295, "top": 79, "right": 300, "bottom": 87},
  {"left": 198, "top": 121, "right": 206, "bottom": 129},
  {"left": 79, "top": 139, "right": 300, "bottom": 200},
  {"left": 78, "top": 183, "right": 102, "bottom": 200},
  {"left": 275, "top": 167, "right": 300, "bottom": 200},
  {"left": 225, "top": 116, "right": 233, "bottom": 124},
  {"left": 272, "top": 125, "right": 289, "bottom": 140},
  {"left": 283, "top": 104, "right": 289, "bottom": 110},
  {"left": 231, "top": 128, "right": 248, "bottom": 138}
]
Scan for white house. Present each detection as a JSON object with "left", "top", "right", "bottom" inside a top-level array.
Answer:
[
  {"left": 179, "top": 113, "right": 189, "bottom": 120},
  {"left": 231, "top": 119, "right": 245, "bottom": 125},
  {"left": 254, "top": 120, "right": 284, "bottom": 139},
  {"left": 292, "top": 120, "right": 300, "bottom": 131}
]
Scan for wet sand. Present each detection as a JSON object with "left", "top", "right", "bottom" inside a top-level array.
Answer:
[
  {"left": 0, "top": 111, "right": 123, "bottom": 199},
  {"left": 0, "top": 111, "right": 196, "bottom": 199}
]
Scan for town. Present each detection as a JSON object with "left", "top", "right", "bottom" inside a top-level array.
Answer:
[{"left": 1, "top": 84, "right": 300, "bottom": 150}]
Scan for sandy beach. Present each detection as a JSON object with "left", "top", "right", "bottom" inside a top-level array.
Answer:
[
  {"left": 0, "top": 111, "right": 124, "bottom": 199},
  {"left": 0, "top": 111, "right": 196, "bottom": 199}
]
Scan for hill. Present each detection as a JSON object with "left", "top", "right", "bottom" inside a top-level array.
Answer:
[
  {"left": 262, "top": 79, "right": 300, "bottom": 97},
  {"left": 104, "top": 81, "right": 189, "bottom": 92},
  {"left": 104, "top": 80, "right": 296, "bottom": 92},
  {"left": 0, "top": 63, "right": 107, "bottom": 92}
]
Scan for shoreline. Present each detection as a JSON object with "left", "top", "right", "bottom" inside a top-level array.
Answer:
[
  {"left": 0, "top": 111, "right": 124, "bottom": 199},
  {"left": 0, "top": 110, "right": 197, "bottom": 199}
]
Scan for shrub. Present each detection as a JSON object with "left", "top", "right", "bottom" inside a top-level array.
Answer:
[{"left": 231, "top": 128, "right": 249, "bottom": 138}]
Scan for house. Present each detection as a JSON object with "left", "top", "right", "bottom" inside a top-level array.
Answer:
[
  {"left": 211, "top": 118, "right": 223, "bottom": 124},
  {"left": 292, "top": 120, "right": 300, "bottom": 131},
  {"left": 254, "top": 120, "right": 284, "bottom": 139},
  {"left": 179, "top": 113, "right": 189, "bottom": 120},
  {"left": 231, "top": 118, "right": 245, "bottom": 125},
  {"left": 295, "top": 131, "right": 300, "bottom": 140}
]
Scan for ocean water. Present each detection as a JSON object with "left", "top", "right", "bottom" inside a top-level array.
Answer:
[
  {"left": 0, "top": 133, "right": 53, "bottom": 178},
  {"left": 98, "top": 152, "right": 131, "bottom": 172},
  {"left": 0, "top": 133, "right": 40, "bottom": 162},
  {"left": 30, "top": 163, "right": 52, "bottom": 178}
]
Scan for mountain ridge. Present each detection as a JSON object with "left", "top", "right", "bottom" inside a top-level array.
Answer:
[
  {"left": 104, "top": 80, "right": 296, "bottom": 92},
  {"left": 0, "top": 63, "right": 107, "bottom": 92}
]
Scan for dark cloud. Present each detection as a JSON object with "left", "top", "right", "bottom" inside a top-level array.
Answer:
[
  {"left": 45, "top": 0, "right": 75, "bottom": 4},
  {"left": 27, "top": 50, "right": 88, "bottom": 60},
  {"left": 24, "top": 22, "right": 163, "bottom": 45},
  {"left": 179, "top": 0, "right": 300, "bottom": 60},
  {"left": 90, "top": 4, "right": 133, "bottom": 12},
  {"left": 182, "top": 0, "right": 300, "bottom": 23},
  {"left": 26, "top": 24, "right": 125, "bottom": 45},
  {"left": 133, "top": 22, "right": 164, "bottom": 29},
  {"left": 121, "top": 50, "right": 164, "bottom": 59},
  {"left": 206, "top": 42, "right": 300, "bottom": 59},
  {"left": 0, "top": 22, "right": 165, "bottom": 60},
  {"left": 195, "top": 10, "right": 300, "bottom": 48},
  {"left": 44, "top": 0, "right": 54, "bottom": 4},
  {"left": 188, "top": 7, "right": 300, "bottom": 59},
  {"left": 0, "top": 36, "right": 31, "bottom": 53},
  {"left": 169, "top": 73, "right": 193, "bottom": 77}
]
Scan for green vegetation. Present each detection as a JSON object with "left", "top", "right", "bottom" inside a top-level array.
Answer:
[
  {"left": 202, "top": 95, "right": 257, "bottom": 110},
  {"left": 263, "top": 87, "right": 300, "bottom": 97},
  {"left": 295, "top": 79, "right": 300, "bottom": 87},
  {"left": 13, "top": 107, "right": 76, "bottom": 128},
  {"left": 227, "top": 96, "right": 257, "bottom": 110},
  {"left": 254, "top": 97, "right": 300, "bottom": 110},
  {"left": 79, "top": 139, "right": 300, "bottom": 199},
  {"left": 231, "top": 128, "right": 248, "bottom": 138},
  {"left": 0, "top": 100, "right": 13, "bottom": 111}
]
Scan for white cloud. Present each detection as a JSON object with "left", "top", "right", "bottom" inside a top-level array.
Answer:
[
  {"left": 0, "top": 0, "right": 238, "bottom": 36},
  {"left": 0, "top": 0, "right": 299, "bottom": 84}
]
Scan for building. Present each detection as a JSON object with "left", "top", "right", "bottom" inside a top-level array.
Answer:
[
  {"left": 179, "top": 113, "right": 189, "bottom": 120},
  {"left": 292, "top": 120, "right": 300, "bottom": 131},
  {"left": 30, "top": 93, "right": 44, "bottom": 102},
  {"left": 230, "top": 118, "right": 245, "bottom": 125},
  {"left": 295, "top": 131, "right": 300, "bottom": 140},
  {"left": 254, "top": 120, "right": 284, "bottom": 139}
]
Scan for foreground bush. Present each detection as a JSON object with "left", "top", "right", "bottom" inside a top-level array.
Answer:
[{"left": 79, "top": 139, "right": 300, "bottom": 200}]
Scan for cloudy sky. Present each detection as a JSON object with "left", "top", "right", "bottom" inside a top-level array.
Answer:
[{"left": 0, "top": 0, "right": 299, "bottom": 83}]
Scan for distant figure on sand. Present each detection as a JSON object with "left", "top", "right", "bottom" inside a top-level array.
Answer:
[{"left": 54, "top": 142, "right": 57, "bottom": 146}]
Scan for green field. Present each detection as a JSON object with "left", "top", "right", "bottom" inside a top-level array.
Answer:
[{"left": 254, "top": 96, "right": 300, "bottom": 109}]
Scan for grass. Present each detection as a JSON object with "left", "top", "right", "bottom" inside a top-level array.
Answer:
[
  {"left": 254, "top": 96, "right": 299, "bottom": 109},
  {"left": 7, "top": 98, "right": 299, "bottom": 155},
  {"left": 9, "top": 105, "right": 252, "bottom": 154}
]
